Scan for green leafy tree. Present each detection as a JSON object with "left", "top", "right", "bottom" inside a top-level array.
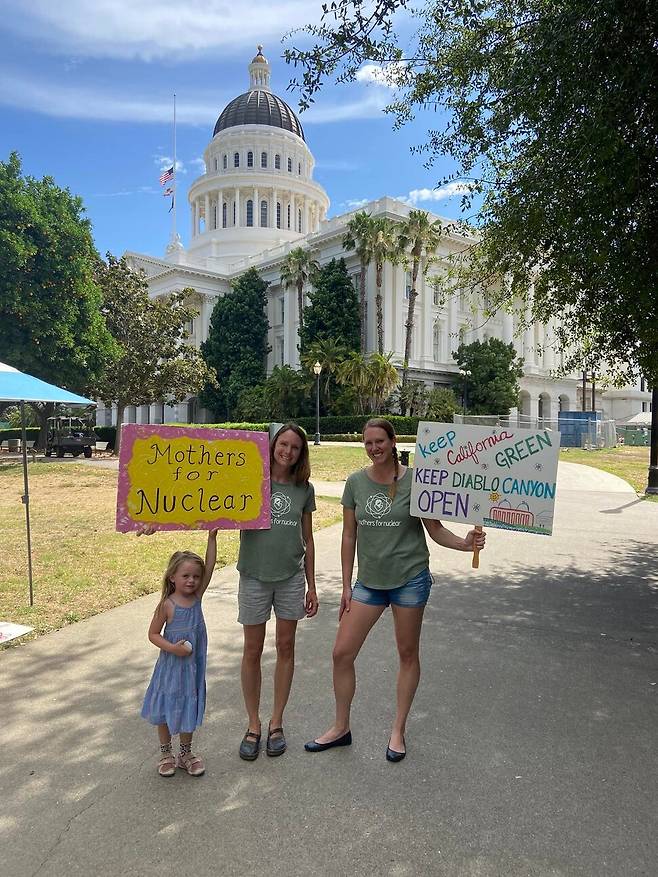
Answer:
[
  {"left": 200, "top": 268, "right": 270, "bottom": 420},
  {"left": 301, "top": 337, "right": 349, "bottom": 414},
  {"left": 397, "top": 210, "right": 443, "bottom": 403},
  {"left": 286, "top": 0, "right": 658, "bottom": 486},
  {"left": 453, "top": 339, "right": 524, "bottom": 416},
  {"left": 337, "top": 352, "right": 371, "bottom": 414},
  {"left": 0, "top": 153, "right": 115, "bottom": 439},
  {"left": 265, "top": 365, "right": 308, "bottom": 420},
  {"left": 299, "top": 258, "right": 360, "bottom": 354},
  {"left": 366, "top": 351, "right": 400, "bottom": 412},
  {"left": 96, "top": 255, "right": 214, "bottom": 453},
  {"left": 235, "top": 384, "right": 269, "bottom": 421},
  {"left": 426, "top": 387, "right": 459, "bottom": 422},
  {"left": 280, "top": 247, "right": 319, "bottom": 338},
  {"left": 342, "top": 211, "right": 375, "bottom": 352}
]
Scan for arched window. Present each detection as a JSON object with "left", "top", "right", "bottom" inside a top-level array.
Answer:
[
  {"left": 275, "top": 154, "right": 281, "bottom": 170},
  {"left": 222, "top": 202, "right": 227, "bottom": 228},
  {"left": 260, "top": 200, "right": 268, "bottom": 227},
  {"left": 287, "top": 157, "right": 292, "bottom": 172},
  {"left": 247, "top": 151, "right": 254, "bottom": 168},
  {"left": 298, "top": 208, "right": 302, "bottom": 232},
  {"left": 214, "top": 157, "right": 218, "bottom": 171},
  {"left": 261, "top": 152, "right": 267, "bottom": 168},
  {"left": 287, "top": 204, "right": 291, "bottom": 229},
  {"left": 223, "top": 154, "right": 228, "bottom": 170},
  {"left": 246, "top": 199, "right": 253, "bottom": 227},
  {"left": 233, "top": 152, "right": 240, "bottom": 168},
  {"left": 276, "top": 202, "right": 281, "bottom": 229}
]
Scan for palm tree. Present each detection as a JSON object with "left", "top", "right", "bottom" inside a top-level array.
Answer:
[
  {"left": 280, "top": 247, "right": 319, "bottom": 338},
  {"left": 342, "top": 211, "right": 374, "bottom": 354},
  {"left": 366, "top": 352, "right": 400, "bottom": 412},
  {"left": 371, "top": 217, "right": 402, "bottom": 355},
  {"left": 397, "top": 210, "right": 443, "bottom": 407},
  {"left": 301, "top": 337, "right": 348, "bottom": 413},
  {"left": 337, "top": 352, "right": 370, "bottom": 414}
]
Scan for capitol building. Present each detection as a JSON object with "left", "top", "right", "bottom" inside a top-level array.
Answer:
[{"left": 101, "top": 48, "right": 649, "bottom": 428}]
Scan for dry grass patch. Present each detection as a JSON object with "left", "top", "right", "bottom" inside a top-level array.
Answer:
[{"left": 1, "top": 462, "right": 342, "bottom": 643}]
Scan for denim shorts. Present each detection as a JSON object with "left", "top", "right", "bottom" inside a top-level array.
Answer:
[{"left": 351, "top": 567, "right": 433, "bottom": 608}]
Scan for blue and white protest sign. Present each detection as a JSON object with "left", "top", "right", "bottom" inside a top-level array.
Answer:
[{"left": 410, "top": 422, "right": 561, "bottom": 536}]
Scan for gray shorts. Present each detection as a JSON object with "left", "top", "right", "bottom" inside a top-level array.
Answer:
[{"left": 237, "top": 570, "right": 306, "bottom": 625}]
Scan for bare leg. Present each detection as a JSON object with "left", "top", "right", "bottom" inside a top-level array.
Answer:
[
  {"left": 157, "top": 723, "right": 172, "bottom": 746},
  {"left": 241, "top": 623, "right": 267, "bottom": 734},
  {"left": 313, "top": 601, "right": 385, "bottom": 744},
  {"left": 271, "top": 618, "right": 298, "bottom": 728},
  {"left": 389, "top": 604, "right": 425, "bottom": 752}
]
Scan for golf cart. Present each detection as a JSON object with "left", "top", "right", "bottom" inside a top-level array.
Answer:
[{"left": 45, "top": 416, "right": 97, "bottom": 458}]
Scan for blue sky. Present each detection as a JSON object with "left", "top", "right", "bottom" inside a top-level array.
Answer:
[{"left": 0, "top": 1, "right": 471, "bottom": 260}]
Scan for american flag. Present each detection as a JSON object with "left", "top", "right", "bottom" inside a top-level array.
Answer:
[{"left": 159, "top": 166, "right": 174, "bottom": 185}]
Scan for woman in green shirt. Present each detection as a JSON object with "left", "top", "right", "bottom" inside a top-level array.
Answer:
[
  {"left": 305, "top": 417, "right": 485, "bottom": 762},
  {"left": 237, "top": 423, "right": 318, "bottom": 761}
]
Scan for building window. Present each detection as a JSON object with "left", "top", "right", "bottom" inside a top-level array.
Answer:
[
  {"left": 279, "top": 297, "right": 285, "bottom": 324},
  {"left": 275, "top": 154, "right": 281, "bottom": 170},
  {"left": 276, "top": 202, "right": 281, "bottom": 229},
  {"left": 261, "top": 152, "right": 267, "bottom": 168},
  {"left": 287, "top": 204, "right": 291, "bottom": 229},
  {"left": 298, "top": 162, "right": 302, "bottom": 175},
  {"left": 233, "top": 152, "right": 240, "bottom": 168},
  {"left": 222, "top": 202, "right": 227, "bottom": 228},
  {"left": 214, "top": 157, "right": 218, "bottom": 171},
  {"left": 260, "top": 200, "right": 268, "bottom": 227},
  {"left": 246, "top": 199, "right": 253, "bottom": 227},
  {"left": 233, "top": 201, "right": 236, "bottom": 225},
  {"left": 287, "top": 157, "right": 292, "bottom": 172},
  {"left": 247, "top": 151, "right": 254, "bottom": 168},
  {"left": 433, "top": 284, "right": 442, "bottom": 306},
  {"left": 276, "top": 336, "right": 284, "bottom": 365},
  {"left": 405, "top": 272, "right": 412, "bottom": 300},
  {"left": 223, "top": 154, "right": 228, "bottom": 170},
  {"left": 298, "top": 209, "right": 302, "bottom": 232}
]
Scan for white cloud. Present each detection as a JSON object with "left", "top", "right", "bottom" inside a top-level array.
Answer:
[
  {"left": 399, "top": 183, "right": 473, "bottom": 205},
  {"left": 303, "top": 91, "right": 388, "bottom": 124},
  {"left": 2, "top": 1, "right": 321, "bottom": 61},
  {"left": 354, "top": 63, "right": 404, "bottom": 89},
  {"left": 342, "top": 198, "right": 371, "bottom": 210}
]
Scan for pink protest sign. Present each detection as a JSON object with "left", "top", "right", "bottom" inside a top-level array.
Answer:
[{"left": 116, "top": 424, "right": 271, "bottom": 532}]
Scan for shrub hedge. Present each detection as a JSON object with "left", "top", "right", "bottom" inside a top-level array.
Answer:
[{"left": 0, "top": 427, "right": 41, "bottom": 442}]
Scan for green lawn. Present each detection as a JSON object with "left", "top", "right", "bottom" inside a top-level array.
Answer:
[{"left": 559, "top": 445, "right": 657, "bottom": 500}]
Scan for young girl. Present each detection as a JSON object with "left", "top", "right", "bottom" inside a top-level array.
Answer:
[
  {"left": 236, "top": 423, "right": 318, "bottom": 761},
  {"left": 141, "top": 529, "right": 217, "bottom": 777}
]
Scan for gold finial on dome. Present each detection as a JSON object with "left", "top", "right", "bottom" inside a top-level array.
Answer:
[{"left": 252, "top": 44, "right": 268, "bottom": 63}]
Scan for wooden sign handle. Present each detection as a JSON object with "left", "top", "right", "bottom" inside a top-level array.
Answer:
[{"left": 472, "top": 525, "right": 482, "bottom": 569}]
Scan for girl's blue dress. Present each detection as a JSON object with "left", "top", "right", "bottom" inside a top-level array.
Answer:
[{"left": 141, "top": 597, "right": 207, "bottom": 735}]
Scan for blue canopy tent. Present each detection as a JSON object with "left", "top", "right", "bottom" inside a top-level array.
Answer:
[{"left": 0, "top": 361, "right": 95, "bottom": 605}]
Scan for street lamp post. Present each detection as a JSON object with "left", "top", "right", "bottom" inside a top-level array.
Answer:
[
  {"left": 313, "top": 361, "right": 322, "bottom": 446},
  {"left": 459, "top": 368, "right": 472, "bottom": 417},
  {"left": 647, "top": 386, "right": 658, "bottom": 495}
]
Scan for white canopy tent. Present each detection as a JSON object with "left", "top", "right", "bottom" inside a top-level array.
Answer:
[{"left": 0, "top": 362, "right": 95, "bottom": 605}]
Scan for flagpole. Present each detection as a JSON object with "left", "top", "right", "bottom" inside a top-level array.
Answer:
[{"left": 172, "top": 92, "right": 177, "bottom": 240}]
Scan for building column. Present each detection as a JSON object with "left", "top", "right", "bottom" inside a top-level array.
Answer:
[
  {"left": 204, "top": 193, "right": 210, "bottom": 233},
  {"left": 272, "top": 188, "right": 277, "bottom": 229},
  {"left": 503, "top": 311, "right": 514, "bottom": 344},
  {"left": 191, "top": 201, "right": 197, "bottom": 237},
  {"left": 254, "top": 188, "right": 259, "bottom": 227},
  {"left": 235, "top": 188, "right": 241, "bottom": 227},
  {"left": 303, "top": 198, "right": 309, "bottom": 235}
]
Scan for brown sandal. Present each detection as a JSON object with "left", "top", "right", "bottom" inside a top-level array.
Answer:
[
  {"left": 158, "top": 753, "right": 176, "bottom": 777},
  {"left": 177, "top": 752, "right": 205, "bottom": 776}
]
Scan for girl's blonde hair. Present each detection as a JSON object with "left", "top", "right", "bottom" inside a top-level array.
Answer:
[
  {"left": 158, "top": 550, "right": 205, "bottom": 611},
  {"left": 363, "top": 417, "right": 399, "bottom": 500},
  {"left": 270, "top": 423, "right": 311, "bottom": 485}
]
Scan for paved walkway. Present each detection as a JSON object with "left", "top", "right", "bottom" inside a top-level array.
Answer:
[{"left": 2, "top": 463, "right": 657, "bottom": 876}]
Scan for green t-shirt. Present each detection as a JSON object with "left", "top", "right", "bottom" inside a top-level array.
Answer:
[
  {"left": 237, "top": 480, "right": 316, "bottom": 582},
  {"left": 342, "top": 468, "right": 429, "bottom": 590}
]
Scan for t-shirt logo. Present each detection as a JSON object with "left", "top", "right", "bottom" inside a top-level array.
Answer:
[
  {"left": 365, "top": 493, "right": 392, "bottom": 519},
  {"left": 271, "top": 493, "right": 292, "bottom": 518}
]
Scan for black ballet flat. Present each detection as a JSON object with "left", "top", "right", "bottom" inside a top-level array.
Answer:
[
  {"left": 304, "top": 731, "right": 352, "bottom": 752},
  {"left": 386, "top": 737, "right": 406, "bottom": 762}
]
